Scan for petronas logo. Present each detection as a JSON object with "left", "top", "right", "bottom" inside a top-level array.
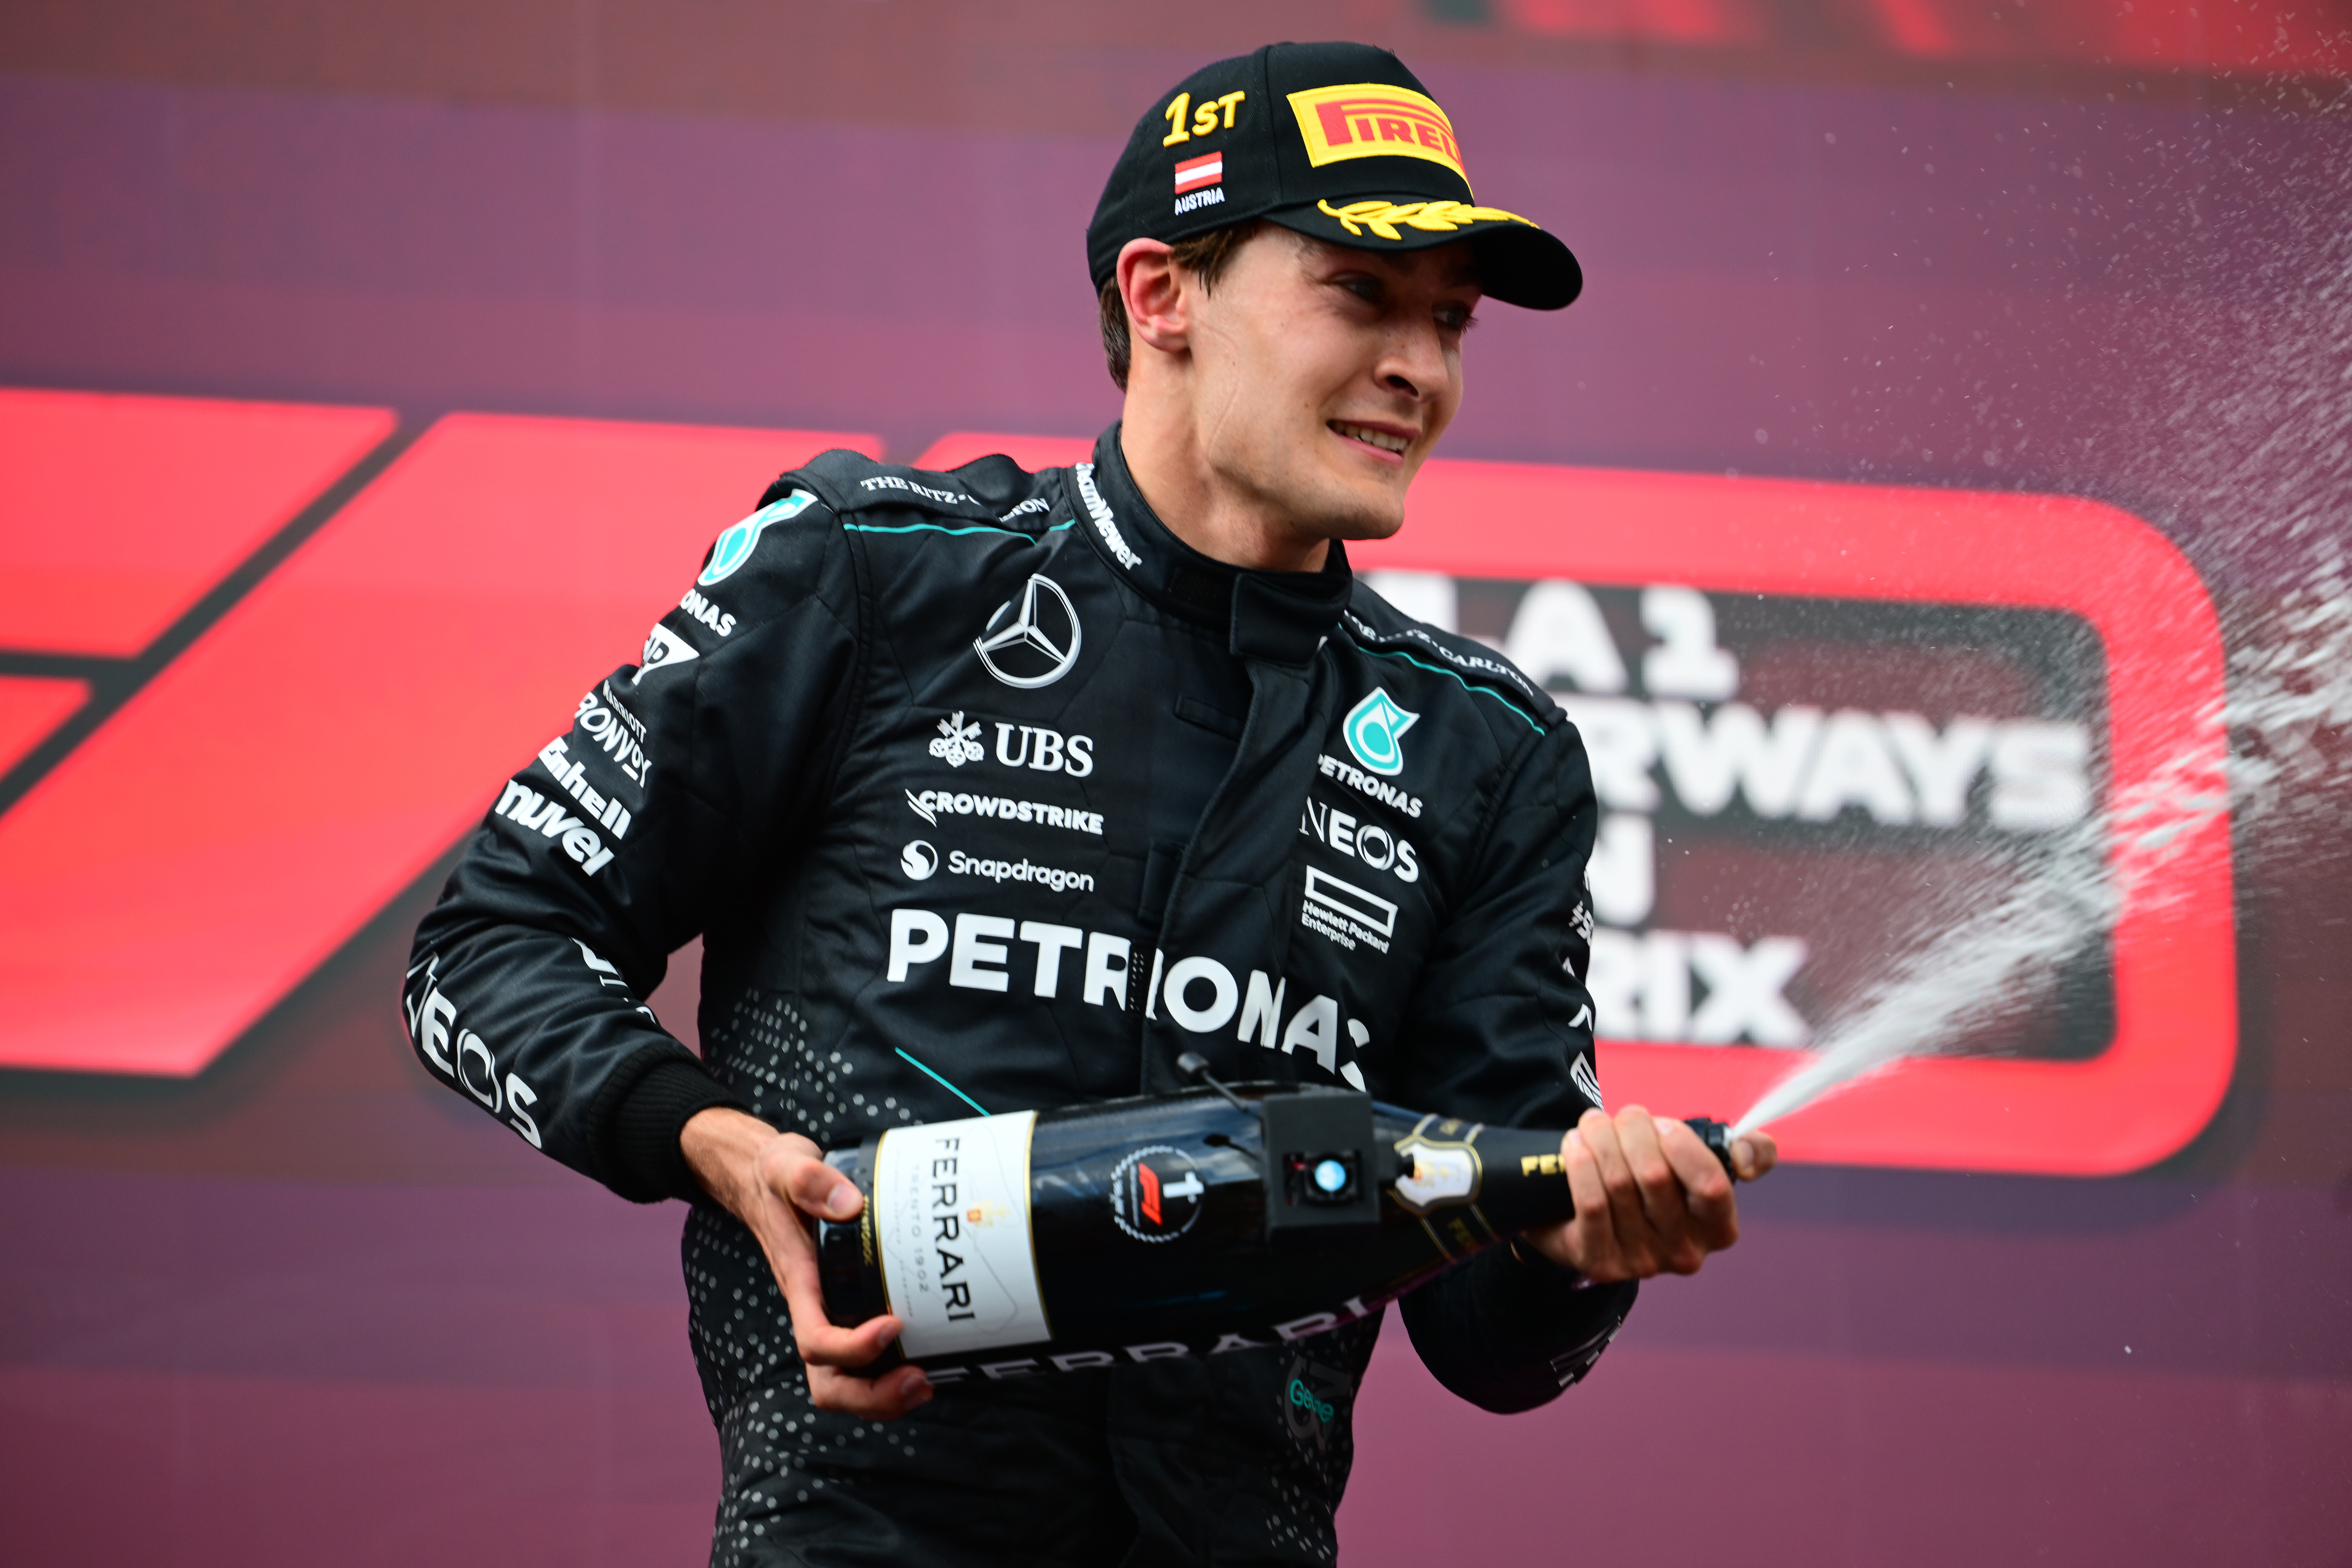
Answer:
[
  {"left": 1342, "top": 688, "right": 1419, "bottom": 778},
  {"left": 699, "top": 489, "right": 815, "bottom": 586}
]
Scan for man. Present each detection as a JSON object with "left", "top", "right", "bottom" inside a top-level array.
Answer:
[{"left": 408, "top": 40, "right": 1775, "bottom": 1566}]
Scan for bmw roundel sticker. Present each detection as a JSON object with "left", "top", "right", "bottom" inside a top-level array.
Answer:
[
  {"left": 1342, "top": 688, "right": 1419, "bottom": 777},
  {"left": 699, "top": 489, "right": 816, "bottom": 586}
]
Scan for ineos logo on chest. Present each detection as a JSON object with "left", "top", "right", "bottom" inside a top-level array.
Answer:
[{"left": 975, "top": 574, "right": 1082, "bottom": 688}]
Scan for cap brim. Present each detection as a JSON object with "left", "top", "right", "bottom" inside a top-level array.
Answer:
[{"left": 1264, "top": 201, "right": 1583, "bottom": 311}]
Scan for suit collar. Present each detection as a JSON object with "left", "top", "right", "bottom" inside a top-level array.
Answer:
[{"left": 1070, "top": 424, "right": 1351, "bottom": 668}]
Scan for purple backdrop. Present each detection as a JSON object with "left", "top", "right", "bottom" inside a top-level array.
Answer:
[{"left": 3, "top": 7, "right": 2349, "bottom": 1562}]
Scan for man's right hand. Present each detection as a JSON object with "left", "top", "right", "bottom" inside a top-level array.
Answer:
[{"left": 681, "top": 1106, "right": 934, "bottom": 1419}]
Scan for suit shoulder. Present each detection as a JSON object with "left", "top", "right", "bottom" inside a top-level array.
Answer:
[
  {"left": 1340, "top": 585, "right": 1562, "bottom": 732},
  {"left": 767, "top": 449, "right": 1063, "bottom": 535}
]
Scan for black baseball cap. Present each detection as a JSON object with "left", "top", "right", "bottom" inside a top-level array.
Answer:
[{"left": 1086, "top": 41, "right": 1582, "bottom": 311}]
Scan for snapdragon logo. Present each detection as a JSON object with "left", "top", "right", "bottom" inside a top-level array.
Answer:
[
  {"left": 901, "top": 840, "right": 939, "bottom": 879},
  {"left": 1342, "top": 689, "right": 1418, "bottom": 777},
  {"left": 701, "top": 490, "right": 815, "bottom": 584},
  {"left": 947, "top": 850, "right": 1096, "bottom": 893}
]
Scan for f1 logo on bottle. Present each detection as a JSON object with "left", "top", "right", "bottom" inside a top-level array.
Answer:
[{"left": 1110, "top": 1145, "right": 1207, "bottom": 1241}]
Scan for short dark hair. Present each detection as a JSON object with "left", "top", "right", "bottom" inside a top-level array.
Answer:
[{"left": 1096, "top": 221, "right": 1265, "bottom": 391}]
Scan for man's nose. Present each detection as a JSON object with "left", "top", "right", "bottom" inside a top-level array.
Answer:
[{"left": 1377, "top": 322, "right": 1449, "bottom": 401}]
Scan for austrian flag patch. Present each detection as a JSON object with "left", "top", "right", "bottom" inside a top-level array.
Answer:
[{"left": 1173, "top": 152, "right": 1223, "bottom": 193}]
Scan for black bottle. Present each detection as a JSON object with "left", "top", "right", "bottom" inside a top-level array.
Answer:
[{"left": 815, "top": 1070, "right": 1734, "bottom": 1386}]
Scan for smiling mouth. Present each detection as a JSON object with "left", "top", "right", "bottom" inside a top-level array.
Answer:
[{"left": 1329, "top": 420, "right": 1412, "bottom": 455}]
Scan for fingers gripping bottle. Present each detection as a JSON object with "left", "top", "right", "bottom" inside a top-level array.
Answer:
[{"left": 814, "top": 1058, "right": 1736, "bottom": 1385}]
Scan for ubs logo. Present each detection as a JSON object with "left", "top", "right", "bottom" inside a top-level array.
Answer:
[{"left": 975, "top": 574, "right": 1082, "bottom": 689}]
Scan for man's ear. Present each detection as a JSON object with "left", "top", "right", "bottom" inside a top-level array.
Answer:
[{"left": 1117, "top": 238, "right": 1189, "bottom": 356}]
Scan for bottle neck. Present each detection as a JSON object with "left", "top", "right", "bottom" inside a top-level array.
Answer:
[{"left": 1381, "top": 1111, "right": 1576, "bottom": 1238}]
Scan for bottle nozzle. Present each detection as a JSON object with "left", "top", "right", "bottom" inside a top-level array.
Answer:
[{"left": 1682, "top": 1116, "right": 1741, "bottom": 1179}]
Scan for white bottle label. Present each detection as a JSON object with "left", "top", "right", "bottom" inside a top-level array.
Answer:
[{"left": 871, "top": 1110, "right": 1050, "bottom": 1357}]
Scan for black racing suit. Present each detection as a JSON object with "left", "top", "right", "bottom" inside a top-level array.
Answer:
[{"left": 406, "top": 427, "right": 1633, "bottom": 1566}]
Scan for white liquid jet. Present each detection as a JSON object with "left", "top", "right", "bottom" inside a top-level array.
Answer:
[{"left": 1735, "top": 112, "right": 2352, "bottom": 1138}]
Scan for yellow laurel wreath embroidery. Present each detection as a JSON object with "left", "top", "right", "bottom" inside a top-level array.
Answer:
[{"left": 1317, "top": 198, "right": 1535, "bottom": 240}]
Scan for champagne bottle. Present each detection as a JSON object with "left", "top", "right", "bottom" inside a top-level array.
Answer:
[{"left": 815, "top": 1061, "right": 1736, "bottom": 1386}]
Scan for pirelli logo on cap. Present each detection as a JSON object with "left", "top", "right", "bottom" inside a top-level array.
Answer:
[{"left": 1286, "top": 84, "right": 1468, "bottom": 185}]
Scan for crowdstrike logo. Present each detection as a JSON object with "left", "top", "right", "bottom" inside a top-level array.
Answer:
[
  {"left": 1342, "top": 688, "right": 1418, "bottom": 776},
  {"left": 975, "top": 574, "right": 1083, "bottom": 689},
  {"left": 906, "top": 788, "right": 1105, "bottom": 836}
]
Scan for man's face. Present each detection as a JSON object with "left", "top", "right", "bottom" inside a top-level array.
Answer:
[{"left": 1179, "top": 228, "right": 1479, "bottom": 548}]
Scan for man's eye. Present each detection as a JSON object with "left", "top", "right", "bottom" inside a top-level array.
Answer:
[{"left": 1438, "top": 308, "right": 1478, "bottom": 333}]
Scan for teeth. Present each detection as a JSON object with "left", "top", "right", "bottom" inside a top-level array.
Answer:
[{"left": 1332, "top": 421, "right": 1410, "bottom": 454}]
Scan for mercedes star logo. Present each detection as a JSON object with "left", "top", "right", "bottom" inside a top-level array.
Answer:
[{"left": 974, "top": 574, "right": 1082, "bottom": 688}]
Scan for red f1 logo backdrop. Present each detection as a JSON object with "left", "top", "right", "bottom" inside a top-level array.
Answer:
[
  {"left": 0, "top": 389, "right": 880, "bottom": 1082},
  {"left": 0, "top": 402, "right": 2232, "bottom": 1178}
]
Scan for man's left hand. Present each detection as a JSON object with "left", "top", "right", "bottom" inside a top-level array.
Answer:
[{"left": 1521, "top": 1105, "right": 1777, "bottom": 1282}]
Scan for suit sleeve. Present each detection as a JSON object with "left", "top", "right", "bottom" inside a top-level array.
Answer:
[
  {"left": 404, "top": 479, "right": 863, "bottom": 1204},
  {"left": 1388, "top": 716, "right": 1637, "bottom": 1412}
]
